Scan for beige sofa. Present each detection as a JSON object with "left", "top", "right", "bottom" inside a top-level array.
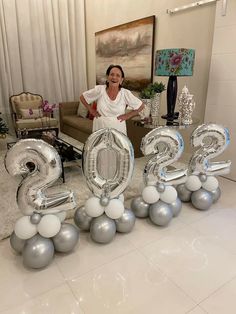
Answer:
[{"left": 59, "top": 101, "right": 150, "bottom": 157}]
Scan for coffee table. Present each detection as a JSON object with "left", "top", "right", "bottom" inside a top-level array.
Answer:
[{"left": 54, "top": 137, "right": 83, "bottom": 183}]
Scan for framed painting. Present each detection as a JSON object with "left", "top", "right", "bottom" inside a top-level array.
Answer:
[{"left": 95, "top": 16, "right": 155, "bottom": 91}]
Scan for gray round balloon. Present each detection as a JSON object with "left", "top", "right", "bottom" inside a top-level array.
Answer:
[
  {"left": 191, "top": 188, "right": 213, "bottom": 211},
  {"left": 90, "top": 214, "right": 116, "bottom": 244},
  {"left": 23, "top": 234, "right": 54, "bottom": 269},
  {"left": 74, "top": 206, "right": 93, "bottom": 231},
  {"left": 149, "top": 201, "right": 173, "bottom": 226},
  {"left": 52, "top": 223, "right": 79, "bottom": 253},
  {"left": 30, "top": 213, "right": 42, "bottom": 225},
  {"left": 131, "top": 196, "right": 149, "bottom": 218},
  {"left": 115, "top": 209, "right": 135, "bottom": 233},
  {"left": 10, "top": 231, "right": 26, "bottom": 254},
  {"left": 210, "top": 187, "right": 221, "bottom": 203},
  {"left": 169, "top": 197, "right": 182, "bottom": 217},
  {"left": 176, "top": 183, "right": 192, "bottom": 202}
]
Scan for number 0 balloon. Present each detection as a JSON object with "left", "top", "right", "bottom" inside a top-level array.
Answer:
[{"left": 82, "top": 128, "right": 134, "bottom": 199}]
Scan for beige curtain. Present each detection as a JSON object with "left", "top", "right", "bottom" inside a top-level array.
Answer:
[{"left": 0, "top": 0, "right": 87, "bottom": 130}]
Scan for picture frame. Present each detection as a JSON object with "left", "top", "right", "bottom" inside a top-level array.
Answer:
[{"left": 95, "top": 16, "right": 155, "bottom": 91}]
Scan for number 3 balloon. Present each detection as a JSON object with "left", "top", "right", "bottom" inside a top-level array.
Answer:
[{"left": 5, "top": 139, "right": 75, "bottom": 216}]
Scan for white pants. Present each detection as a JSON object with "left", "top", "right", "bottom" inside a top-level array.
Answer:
[{"left": 92, "top": 116, "right": 127, "bottom": 135}]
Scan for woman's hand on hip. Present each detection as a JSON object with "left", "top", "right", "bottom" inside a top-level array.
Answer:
[
  {"left": 90, "top": 108, "right": 101, "bottom": 118},
  {"left": 117, "top": 113, "right": 128, "bottom": 122}
]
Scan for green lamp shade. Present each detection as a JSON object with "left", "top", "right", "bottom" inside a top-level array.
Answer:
[{"left": 155, "top": 48, "right": 195, "bottom": 77}]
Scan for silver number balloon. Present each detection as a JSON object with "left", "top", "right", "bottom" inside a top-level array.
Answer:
[
  {"left": 141, "top": 126, "right": 187, "bottom": 185},
  {"left": 82, "top": 128, "right": 134, "bottom": 199},
  {"left": 189, "top": 123, "right": 231, "bottom": 175},
  {"left": 5, "top": 139, "right": 75, "bottom": 215}
]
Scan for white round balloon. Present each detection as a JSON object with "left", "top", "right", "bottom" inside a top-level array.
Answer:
[
  {"left": 160, "top": 186, "right": 177, "bottom": 204},
  {"left": 118, "top": 193, "right": 125, "bottom": 203},
  {"left": 37, "top": 214, "right": 61, "bottom": 238},
  {"left": 85, "top": 196, "right": 105, "bottom": 218},
  {"left": 105, "top": 199, "right": 125, "bottom": 219},
  {"left": 142, "top": 186, "right": 160, "bottom": 204},
  {"left": 185, "top": 175, "right": 202, "bottom": 192},
  {"left": 14, "top": 216, "right": 37, "bottom": 240},
  {"left": 202, "top": 176, "right": 219, "bottom": 191}
]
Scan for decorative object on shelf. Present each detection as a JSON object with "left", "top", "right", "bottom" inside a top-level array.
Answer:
[
  {"left": 178, "top": 85, "right": 195, "bottom": 125},
  {"left": 74, "top": 128, "right": 136, "bottom": 244},
  {"left": 155, "top": 48, "right": 195, "bottom": 124},
  {"left": 5, "top": 139, "right": 78, "bottom": 269},
  {"left": 139, "top": 82, "right": 166, "bottom": 124},
  {"left": 131, "top": 127, "right": 187, "bottom": 227},
  {"left": 176, "top": 123, "right": 231, "bottom": 211},
  {"left": 0, "top": 112, "right": 8, "bottom": 138}
]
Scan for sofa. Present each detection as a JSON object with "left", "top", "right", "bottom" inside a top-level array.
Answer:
[{"left": 59, "top": 101, "right": 150, "bottom": 157}]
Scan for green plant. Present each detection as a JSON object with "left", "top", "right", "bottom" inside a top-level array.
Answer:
[{"left": 139, "top": 82, "right": 166, "bottom": 99}]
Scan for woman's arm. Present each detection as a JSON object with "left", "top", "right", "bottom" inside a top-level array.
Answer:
[
  {"left": 80, "top": 95, "right": 100, "bottom": 118},
  {"left": 117, "top": 103, "right": 144, "bottom": 122}
]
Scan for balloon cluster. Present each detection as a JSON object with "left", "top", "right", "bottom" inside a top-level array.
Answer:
[
  {"left": 75, "top": 128, "right": 136, "bottom": 243},
  {"left": 5, "top": 139, "right": 79, "bottom": 269},
  {"left": 131, "top": 127, "right": 187, "bottom": 226},
  {"left": 176, "top": 123, "right": 231, "bottom": 211},
  {"left": 177, "top": 174, "right": 221, "bottom": 210}
]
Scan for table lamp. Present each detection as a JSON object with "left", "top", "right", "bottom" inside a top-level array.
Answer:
[{"left": 155, "top": 48, "right": 195, "bottom": 123}]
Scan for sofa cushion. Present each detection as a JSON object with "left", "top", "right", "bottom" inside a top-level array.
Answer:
[
  {"left": 16, "top": 117, "right": 58, "bottom": 129},
  {"left": 19, "top": 108, "right": 43, "bottom": 119},
  {"left": 77, "top": 103, "right": 88, "bottom": 118},
  {"left": 63, "top": 115, "right": 93, "bottom": 133},
  {"left": 13, "top": 99, "right": 43, "bottom": 116}
]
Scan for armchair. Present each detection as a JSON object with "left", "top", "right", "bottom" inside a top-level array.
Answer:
[{"left": 9, "top": 92, "right": 58, "bottom": 138}]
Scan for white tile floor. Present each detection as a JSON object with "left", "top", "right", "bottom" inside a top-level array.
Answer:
[{"left": 0, "top": 175, "right": 236, "bottom": 313}]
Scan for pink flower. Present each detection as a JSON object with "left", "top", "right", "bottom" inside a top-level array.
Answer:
[
  {"left": 42, "top": 100, "right": 56, "bottom": 113},
  {"left": 170, "top": 54, "right": 182, "bottom": 67},
  {"left": 29, "top": 108, "right": 33, "bottom": 115}
]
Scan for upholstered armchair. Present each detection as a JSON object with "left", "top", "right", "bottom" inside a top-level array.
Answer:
[{"left": 9, "top": 92, "right": 58, "bottom": 138}]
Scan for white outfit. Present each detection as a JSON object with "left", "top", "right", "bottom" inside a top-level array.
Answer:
[{"left": 82, "top": 85, "right": 142, "bottom": 135}]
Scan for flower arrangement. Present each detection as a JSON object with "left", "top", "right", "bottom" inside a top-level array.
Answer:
[{"left": 139, "top": 82, "right": 166, "bottom": 99}]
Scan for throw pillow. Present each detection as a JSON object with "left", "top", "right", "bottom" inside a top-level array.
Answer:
[
  {"left": 13, "top": 99, "right": 43, "bottom": 116},
  {"left": 88, "top": 102, "right": 97, "bottom": 120},
  {"left": 19, "top": 108, "right": 43, "bottom": 119},
  {"left": 77, "top": 102, "right": 88, "bottom": 118}
]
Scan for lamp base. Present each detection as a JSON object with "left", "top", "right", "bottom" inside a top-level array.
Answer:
[{"left": 161, "top": 112, "right": 179, "bottom": 120}]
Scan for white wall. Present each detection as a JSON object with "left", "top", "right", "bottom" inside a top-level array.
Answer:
[
  {"left": 205, "top": 0, "right": 236, "bottom": 181},
  {"left": 84, "top": 0, "right": 216, "bottom": 124}
]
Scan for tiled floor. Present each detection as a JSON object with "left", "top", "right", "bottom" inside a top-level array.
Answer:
[{"left": 0, "top": 174, "right": 236, "bottom": 313}]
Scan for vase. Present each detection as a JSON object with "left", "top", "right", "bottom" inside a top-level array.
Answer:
[
  {"left": 150, "top": 93, "right": 160, "bottom": 126},
  {"left": 140, "top": 99, "right": 152, "bottom": 122}
]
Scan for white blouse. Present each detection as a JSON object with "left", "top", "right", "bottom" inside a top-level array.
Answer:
[{"left": 82, "top": 85, "right": 142, "bottom": 134}]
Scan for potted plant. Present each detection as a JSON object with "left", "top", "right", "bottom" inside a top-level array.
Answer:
[{"left": 139, "top": 82, "right": 165, "bottom": 122}]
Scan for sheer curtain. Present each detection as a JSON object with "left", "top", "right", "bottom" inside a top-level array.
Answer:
[{"left": 0, "top": 0, "right": 87, "bottom": 131}]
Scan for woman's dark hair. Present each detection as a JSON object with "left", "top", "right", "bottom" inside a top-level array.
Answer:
[{"left": 106, "top": 64, "right": 125, "bottom": 88}]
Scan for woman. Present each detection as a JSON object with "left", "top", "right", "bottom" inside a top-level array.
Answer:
[{"left": 80, "top": 64, "right": 144, "bottom": 135}]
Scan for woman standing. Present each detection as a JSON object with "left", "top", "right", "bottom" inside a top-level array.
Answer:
[{"left": 80, "top": 64, "right": 144, "bottom": 135}]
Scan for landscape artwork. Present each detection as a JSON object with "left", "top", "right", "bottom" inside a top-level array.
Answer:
[{"left": 95, "top": 16, "right": 155, "bottom": 91}]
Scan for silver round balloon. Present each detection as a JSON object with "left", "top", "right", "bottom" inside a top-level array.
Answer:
[
  {"left": 169, "top": 197, "right": 182, "bottom": 217},
  {"left": 23, "top": 234, "right": 54, "bottom": 269},
  {"left": 30, "top": 213, "right": 41, "bottom": 224},
  {"left": 74, "top": 205, "right": 93, "bottom": 231},
  {"left": 10, "top": 231, "right": 26, "bottom": 254},
  {"left": 189, "top": 123, "right": 231, "bottom": 176},
  {"left": 210, "top": 187, "right": 221, "bottom": 203},
  {"left": 141, "top": 127, "right": 187, "bottom": 185},
  {"left": 115, "top": 209, "right": 135, "bottom": 233},
  {"left": 4, "top": 139, "right": 76, "bottom": 216},
  {"left": 176, "top": 183, "right": 192, "bottom": 202},
  {"left": 52, "top": 223, "right": 79, "bottom": 253},
  {"left": 149, "top": 200, "right": 173, "bottom": 226},
  {"left": 82, "top": 128, "right": 134, "bottom": 199},
  {"left": 191, "top": 188, "right": 213, "bottom": 211},
  {"left": 131, "top": 196, "right": 149, "bottom": 218},
  {"left": 90, "top": 214, "right": 116, "bottom": 244}
]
